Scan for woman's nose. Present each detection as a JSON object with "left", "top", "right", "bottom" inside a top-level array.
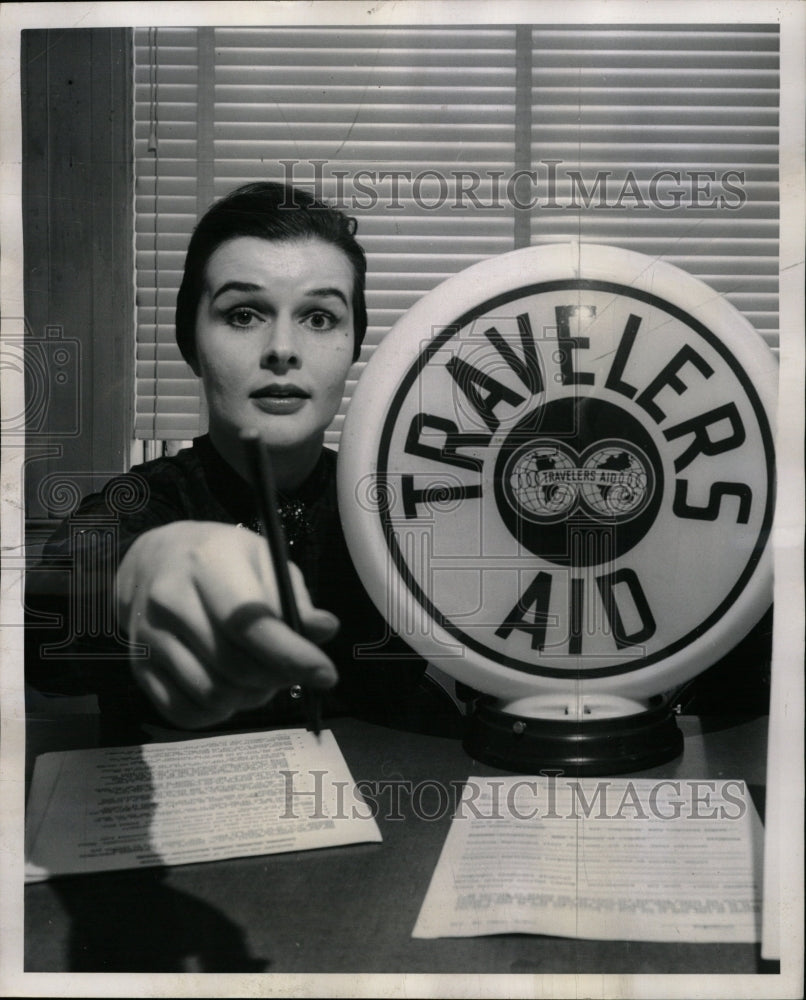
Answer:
[{"left": 260, "top": 314, "right": 300, "bottom": 369}]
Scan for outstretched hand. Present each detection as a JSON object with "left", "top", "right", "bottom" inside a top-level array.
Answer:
[{"left": 116, "top": 521, "right": 339, "bottom": 728}]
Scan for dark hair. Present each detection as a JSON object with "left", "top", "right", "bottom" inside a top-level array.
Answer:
[{"left": 175, "top": 182, "right": 367, "bottom": 366}]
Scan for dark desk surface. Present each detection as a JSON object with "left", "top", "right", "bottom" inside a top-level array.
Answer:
[{"left": 25, "top": 713, "right": 769, "bottom": 974}]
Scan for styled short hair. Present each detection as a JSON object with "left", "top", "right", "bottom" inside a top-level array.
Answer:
[{"left": 175, "top": 182, "right": 368, "bottom": 366}]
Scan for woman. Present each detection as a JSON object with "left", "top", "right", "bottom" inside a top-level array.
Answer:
[{"left": 28, "top": 183, "right": 445, "bottom": 738}]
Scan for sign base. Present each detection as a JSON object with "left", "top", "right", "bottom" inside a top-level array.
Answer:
[{"left": 463, "top": 697, "right": 684, "bottom": 776}]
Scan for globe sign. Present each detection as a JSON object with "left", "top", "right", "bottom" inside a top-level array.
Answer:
[{"left": 338, "top": 244, "right": 776, "bottom": 708}]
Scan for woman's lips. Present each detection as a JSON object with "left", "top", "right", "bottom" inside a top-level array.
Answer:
[{"left": 250, "top": 385, "right": 310, "bottom": 415}]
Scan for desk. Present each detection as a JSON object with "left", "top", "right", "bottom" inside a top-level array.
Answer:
[{"left": 25, "top": 714, "right": 770, "bottom": 974}]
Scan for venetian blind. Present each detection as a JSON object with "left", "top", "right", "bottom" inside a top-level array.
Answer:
[
  {"left": 133, "top": 24, "right": 779, "bottom": 442},
  {"left": 528, "top": 25, "right": 779, "bottom": 346}
]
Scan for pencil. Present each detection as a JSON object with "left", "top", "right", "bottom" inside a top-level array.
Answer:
[{"left": 241, "top": 428, "right": 322, "bottom": 737}]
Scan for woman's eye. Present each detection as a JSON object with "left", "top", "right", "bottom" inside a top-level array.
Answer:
[
  {"left": 304, "top": 310, "right": 337, "bottom": 332},
  {"left": 227, "top": 308, "right": 258, "bottom": 329}
]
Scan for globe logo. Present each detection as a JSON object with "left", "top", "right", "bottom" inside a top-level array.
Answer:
[
  {"left": 508, "top": 443, "right": 578, "bottom": 521},
  {"left": 580, "top": 443, "right": 652, "bottom": 519},
  {"left": 507, "top": 438, "right": 653, "bottom": 525}
]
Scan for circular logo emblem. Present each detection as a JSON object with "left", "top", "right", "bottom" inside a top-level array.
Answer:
[
  {"left": 494, "top": 397, "right": 662, "bottom": 565},
  {"left": 504, "top": 440, "right": 653, "bottom": 523},
  {"left": 339, "top": 245, "right": 776, "bottom": 698}
]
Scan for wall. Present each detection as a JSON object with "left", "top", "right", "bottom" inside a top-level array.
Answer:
[{"left": 22, "top": 28, "right": 134, "bottom": 529}]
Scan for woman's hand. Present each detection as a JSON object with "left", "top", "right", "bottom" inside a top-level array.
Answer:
[{"left": 116, "top": 521, "right": 339, "bottom": 728}]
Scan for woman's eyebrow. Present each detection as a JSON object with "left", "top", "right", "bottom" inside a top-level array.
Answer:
[
  {"left": 304, "top": 287, "right": 348, "bottom": 307},
  {"left": 211, "top": 280, "right": 263, "bottom": 302},
  {"left": 209, "top": 282, "right": 348, "bottom": 307}
]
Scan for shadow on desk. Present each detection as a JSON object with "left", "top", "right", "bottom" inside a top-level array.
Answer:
[
  {"left": 34, "top": 869, "right": 268, "bottom": 973},
  {"left": 24, "top": 697, "right": 269, "bottom": 972}
]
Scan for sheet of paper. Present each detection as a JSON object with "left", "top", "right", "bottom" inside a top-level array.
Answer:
[
  {"left": 413, "top": 776, "right": 762, "bottom": 943},
  {"left": 25, "top": 728, "right": 381, "bottom": 881}
]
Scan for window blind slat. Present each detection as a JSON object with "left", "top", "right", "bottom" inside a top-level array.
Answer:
[
  {"left": 211, "top": 143, "right": 516, "bottom": 161},
  {"left": 530, "top": 27, "right": 779, "bottom": 47},
  {"left": 211, "top": 27, "right": 516, "bottom": 46},
  {"left": 215, "top": 66, "right": 516, "bottom": 83},
  {"left": 134, "top": 84, "right": 200, "bottom": 102},
  {"left": 212, "top": 122, "right": 516, "bottom": 140},
  {"left": 532, "top": 48, "right": 778, "bottom": 68},
  {"left": 213, "top": 85, "right": 518, "bottom": 104},
  {"left": 536, "top": 106, "right": 778, "bottom": 125},
  {"left": 532, "top": 88, "right": 778, "bottom": 106},
  {"left": 213, "top": 103, "right": 516, "bottom": 124},
  {"left": 528, "top": 151, "right": 777, "bottom": 166}
]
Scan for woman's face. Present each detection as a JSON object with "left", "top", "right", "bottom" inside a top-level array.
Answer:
[{"left": 193, "top": 236, "right": 355, "bottom": 467}]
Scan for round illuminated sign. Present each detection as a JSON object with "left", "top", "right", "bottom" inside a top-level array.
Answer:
[{"left": 339, "top": 244, "right": 776, "bottom": 704}]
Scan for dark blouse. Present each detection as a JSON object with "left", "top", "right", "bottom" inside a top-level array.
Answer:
[{"left": 25, "top": 436, "right": 449, "bottom": 742}]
